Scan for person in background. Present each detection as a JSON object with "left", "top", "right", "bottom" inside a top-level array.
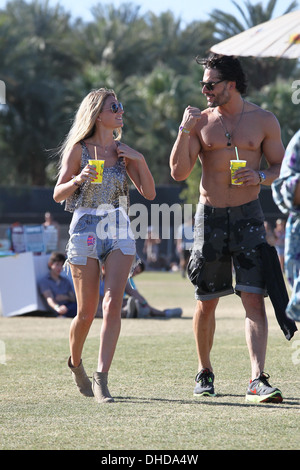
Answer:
[
  {"left": 122, "top": 262, "right": 182, "bottom": 318},
  {"left": 43, "top": 211, "right": 60, "bottom": 252},
  {"left": 143, "top": 226, "right": 162, "bottom": 269},
  {"left": 97, "top": 262, "right": 182, "bottom": 318},
  {"left": 176, "top": 218, "right": 194, "bottom": 277},
  {"left": 39, "top": 252, "right": 77, "bottom": 317},
  {"left": 43, "top": 211, "right": 60, "bottom": 233},
  {"left": 272, "top": 129, "right": 300, "bottom": 322},
  {"left": 263, "top": 221, "right": 276, "bottom": 247},
  {"left": 274, "top": 218, "right": 286, "bottom": 271}
]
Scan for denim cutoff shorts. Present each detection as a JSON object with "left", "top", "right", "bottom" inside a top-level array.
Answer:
[
  {"left": 66, "top": 211, "right": 136, "bottom": 266},
  {"left": 187, "top": 200, "right": 267, "bottom": 300}
]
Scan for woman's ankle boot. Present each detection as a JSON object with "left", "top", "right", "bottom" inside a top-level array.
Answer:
[
  {"left": 68, "top": 356, "right": 94, "bottom": 397},
  {"left": 92, "top": 372, "right": 114, "bottom": 403}
]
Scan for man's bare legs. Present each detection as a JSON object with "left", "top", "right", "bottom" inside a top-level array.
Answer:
[
  {"left": 241, "top": 292, "right": 268, "bottom": 380},
  {"left": 193, "top": 292, "right": 268, "bottom": 378},
  {"left": 241, "top": 291, "right": 282, "bottom": 403},
  {"left": 193, "top": 298, "right": 218, "bottom": 372}
]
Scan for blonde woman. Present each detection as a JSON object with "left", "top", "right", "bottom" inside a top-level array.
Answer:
[{"left": 54, "top": 88, "right": 156, "bottom": 403}]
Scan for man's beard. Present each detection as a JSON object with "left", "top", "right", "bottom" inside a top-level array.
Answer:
[{"left": 206, "top": 91, "right": 229, "bottom": 108}]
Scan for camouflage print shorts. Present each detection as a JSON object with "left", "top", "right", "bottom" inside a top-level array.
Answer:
[{"left": 187, "top": 200, "right": 267, "bottom": 300}]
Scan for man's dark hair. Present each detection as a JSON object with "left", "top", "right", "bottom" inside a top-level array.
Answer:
[{"left": 196, "top": 53, "right": 248, "bottom": 95}]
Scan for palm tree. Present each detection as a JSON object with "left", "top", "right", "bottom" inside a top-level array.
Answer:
[
  {"left": 211, "top": 0, "right": 298, "bottom": 40},
  {"left": 0, "top": 0, "right": 80, "bottom": 185},
  {"left": 117, "top": 64, "right": 203, "bottom": 184},
  {"left": 86, "top": 3, "right": 152, "bottom": 81}
]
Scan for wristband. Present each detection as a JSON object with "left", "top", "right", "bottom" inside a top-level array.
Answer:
[
  {"left": 258, "top": 171, "right": 266, "bottom": 184},
  {"left": 179, "top": 126, "right": 190, "bottom": 134},
  {"left": 72, "top": 177, "right": 81, "bottom": 187},
  {"left": 55, "top": 304, "right": 60, "bottom": 312}
]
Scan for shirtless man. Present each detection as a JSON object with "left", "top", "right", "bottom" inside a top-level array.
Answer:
[{"left": 170, "top": 54, "right": 285, "bottom": 403}]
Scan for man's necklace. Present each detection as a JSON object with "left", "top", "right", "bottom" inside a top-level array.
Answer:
[{"left": 217, "top": 100, "right": 245, "bottom": 147}]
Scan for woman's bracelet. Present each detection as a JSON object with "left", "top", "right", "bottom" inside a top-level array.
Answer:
[{"left": 72, "top": 176, "right": 81, "bottom": 187}]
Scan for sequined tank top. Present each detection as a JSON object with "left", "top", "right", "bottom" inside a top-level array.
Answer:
[{"left": 65, "top": 141, "right": 129, "bottom": 213}]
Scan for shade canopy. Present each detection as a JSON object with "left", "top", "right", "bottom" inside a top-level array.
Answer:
[{"left": 210, "top": 10, "right": 300, "bottom": 59}]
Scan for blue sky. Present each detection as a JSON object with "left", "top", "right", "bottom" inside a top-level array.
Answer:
[{"left": 0, "top": 0, "right": 296, "bottom": 25}]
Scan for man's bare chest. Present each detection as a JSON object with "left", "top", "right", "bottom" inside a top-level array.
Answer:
[{"left": 198, "top": 112, "right": 265, "bottom": 153}]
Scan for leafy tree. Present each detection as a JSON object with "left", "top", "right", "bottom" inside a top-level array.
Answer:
[
  {"left": 251, "top": 78, "right": 300, "bottom": 146},
  {"left": 117, "top": 63, "right": 204, "bottom": 184},
  {"left": 1, "top": 0, "right": 298, "bottom": 191},
  {"left": 211, "top": 0, "right": 298, "bottom": 40},
  {"left": 84, "top": 3, "right": 152, "bottom": 81},
  {"left": 0, "top": 0, "right": 80, "bottom": 185}
]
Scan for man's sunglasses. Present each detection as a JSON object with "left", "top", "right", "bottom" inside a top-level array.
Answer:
[
  {"left": 199, "top": 80, "right": 225, "bottom": 91},
  {"left": 101, "top": 102, "right": 124, "bottom": 113}
]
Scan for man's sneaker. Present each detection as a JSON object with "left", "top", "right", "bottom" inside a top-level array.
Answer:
[
  {"left": 246, "top": 372, "right": 283, "bottom": 404},
  {"left": 194, "top": 368, "right": 215, "bottom": 397}
]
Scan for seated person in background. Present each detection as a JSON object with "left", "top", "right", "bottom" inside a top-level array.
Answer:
[
  {"left": 39, "top": 252, "right": 77, "bottom": 317},
  {"left": 122, "top": 262, "right": 182, "bottom": 318},
  {"left": 97, "top": 262, "right": 183, "bottom": 319}
]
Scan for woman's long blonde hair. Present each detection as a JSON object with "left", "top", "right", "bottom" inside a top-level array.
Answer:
[{"left": 57, "top": 88, "right": 122, "bottom": 171}]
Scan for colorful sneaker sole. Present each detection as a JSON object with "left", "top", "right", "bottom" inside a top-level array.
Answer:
[{"left": 246, "top": 391, "right": 283, "bottom": 404}]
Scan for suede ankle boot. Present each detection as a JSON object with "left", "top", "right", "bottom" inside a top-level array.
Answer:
[
  {"left": 68, "top": 357, "right": 94, "bottom": 397},
  {"left": 92, "top": 372, "right": 114, "bottom": 403}
]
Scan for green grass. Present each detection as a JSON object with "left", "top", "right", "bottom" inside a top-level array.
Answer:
[{"left": 0, "top": 271, "right": 299, "bottom": 450}]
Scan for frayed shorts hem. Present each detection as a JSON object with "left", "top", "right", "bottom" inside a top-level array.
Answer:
[
  {"left": 195, "top": 288, "right": 233, "bottom": 301},
  {"left": 195, "top": 284, "right": 267, "bottom": 301},
  {"left": 66, "top": 243, "right": 136, "bottom": 267}
]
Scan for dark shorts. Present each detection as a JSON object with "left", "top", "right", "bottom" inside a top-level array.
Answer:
[{"left": 187, "top": 200, "right": 267, "bottom": 300}]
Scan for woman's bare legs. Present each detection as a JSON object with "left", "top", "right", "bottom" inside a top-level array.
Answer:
[
  {"left": 98, "top": 250, "right": 134, "bottom": 372},
  {"left": 69, "top": 251, "right": 133, "bottom": 402},
  {"left": 69, "top": 258, "right": 100, "bottom": 367}
]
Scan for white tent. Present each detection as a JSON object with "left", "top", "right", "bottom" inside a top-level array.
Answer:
[{"left": 210, "top": 10, "right": 300, "bottom": 59}]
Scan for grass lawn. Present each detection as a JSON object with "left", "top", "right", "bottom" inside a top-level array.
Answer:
[{"left": 0, "top": 271, "right": 299, "bottom": 450}]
